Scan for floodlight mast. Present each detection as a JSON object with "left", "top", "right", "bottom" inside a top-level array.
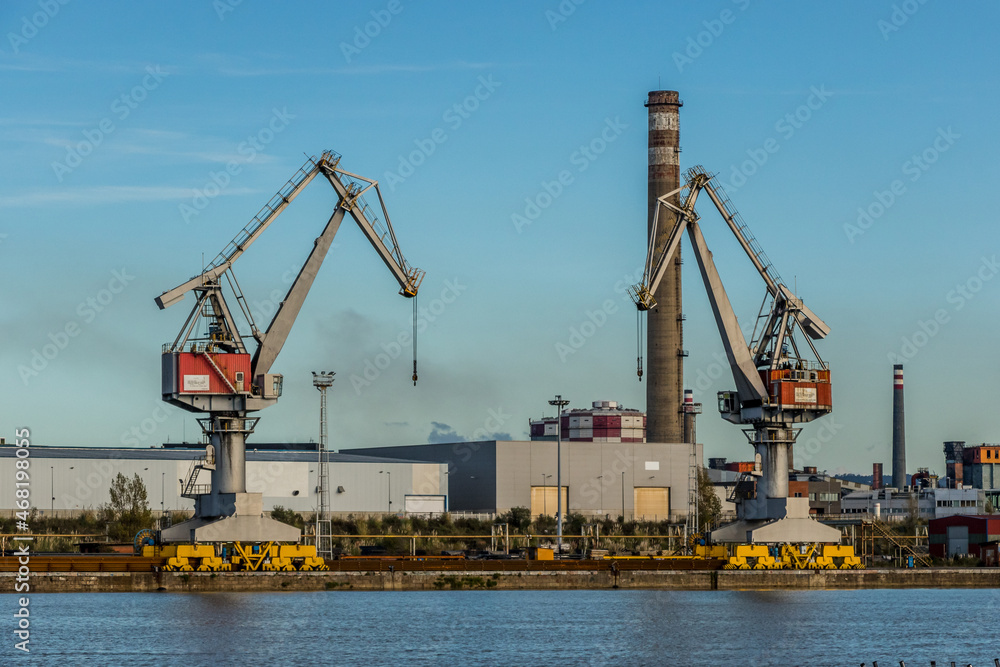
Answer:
[{"left": 156, "top": 151, "right": 423, "bottom": 544}]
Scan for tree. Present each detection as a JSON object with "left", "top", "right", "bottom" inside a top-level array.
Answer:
[
  {"left": 271, "top": 505, "right": 305, "bottom": 529},
  {"left": 697, "top": 467, "right": 722, "bottom": 533},
  {"left": 497, "top": 506, "right": 531, "bottom": 532},
  {"left": 98, "top": 473, "right": 154, "bottom": 542}
]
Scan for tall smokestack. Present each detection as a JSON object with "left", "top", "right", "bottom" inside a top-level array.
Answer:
[
  {"left": 892, "top": 364, "right": 906, "bottom": 488},
  {"left": 645, "top": 90, "right": 684, "bottom": 443},
  {"left": 682, "top": 388, "right": 701, "bottom": 444}
]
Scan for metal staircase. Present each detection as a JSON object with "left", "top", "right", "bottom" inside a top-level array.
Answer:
[
  {"left": 861, "top": 519, "right": 931, "bottom": 567},
  {"left": 181, "top": 454, "right": 215, "bottom": 499}
]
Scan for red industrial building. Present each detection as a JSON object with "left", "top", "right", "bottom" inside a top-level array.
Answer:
[
  {"left": 529, "top": 401, "right": 646, "bottom": 443},
  {"left": 929, "top": 515, "right": 1000, "bottom": 559}
]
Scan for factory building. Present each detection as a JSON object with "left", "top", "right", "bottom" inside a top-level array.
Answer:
[
  {"left": 788, "top": 468, "right": 843, "bottom": 515},
  {"left": 707, "top": 459, "right": 864, "bottom": 518},
  {"left": 529, "top": 401, "right": 646, "bottom": 442},
  {"left": 959, "top": 443, "right": 1000, "bottom": 489},
  {"left": 841, "top": 487, "right": 983, "bottom": 520},
  {"left": 348, "top": 440, "right": 700, "bottom": 521},
  {"left": 0, "top": 444, "right": 447, "bottom": 517},
  {"left": 929, "top": 515, "right": 1000, "bottom": 559}
]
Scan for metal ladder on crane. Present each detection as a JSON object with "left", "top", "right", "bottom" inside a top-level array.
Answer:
[
  {"left": 181, "top": 455, "right": 215, "bottom": 499},
  {"left": 687, "top": 165, "right": 784, "bottom": 288}
]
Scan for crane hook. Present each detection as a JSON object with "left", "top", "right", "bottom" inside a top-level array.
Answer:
[
  {"left": 411, "top": 294, "right": 418, "bottom": 385},
  {"left": 636, "top": 310, "right": 644, "bottom": 381}
]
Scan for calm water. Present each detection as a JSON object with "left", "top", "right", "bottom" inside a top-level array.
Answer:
[{"left": 2, "top": 588, "right": 998, "bottom": 665}]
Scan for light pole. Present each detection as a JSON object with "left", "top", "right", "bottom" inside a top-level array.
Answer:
[
  {"left": 50, "top": 466, "right": 54, "bottom": 514},
  {"left": 621, "top": 471, "right": 626, "bottom": 522},
  {"left": 541, "top": 474, "right": 552, "bottom": 516},
  {"left": 380, "top": 470, "right": 391, "bottom": 512},
  {"left": 548, "top": 394, "right": 569, "bottom": 556},
  {"left": 597, "top": 475, "right": 604, "bottom": 516},
  {"left": 161, "top": 472, "right": 165, "bottom": 517},
  {"left": 313, "top": 370, "right": 335, "bottom": 559}
]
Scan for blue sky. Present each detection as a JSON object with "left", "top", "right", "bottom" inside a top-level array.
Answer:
[{"left": 1, "top": 1, "right": 998, "bottom": 480}]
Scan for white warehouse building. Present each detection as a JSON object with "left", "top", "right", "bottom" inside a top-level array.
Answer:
[{"left": 0, "top": 444, "right": 448, "bottom": 518}]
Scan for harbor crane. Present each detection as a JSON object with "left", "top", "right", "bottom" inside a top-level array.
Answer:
[
  {"left": 630, "top": 165, "right": 840, "bottom": 544},
  {"left": 155, "top": 150, "right": 423, "bottom": 543}
]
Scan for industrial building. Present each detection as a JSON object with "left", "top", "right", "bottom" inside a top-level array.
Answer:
[
  {"left": 940, "top": 442, "right": 1000, "bottom": 489},
  {"left": 929, "top": 515, "right": 1000, "bottom": 559},
  {"left": 841, "top": 487, "right": 983, "bottom": 521},
  {"left": 529, "top": 401, "right": 646, "bottom": 442},
  {"left": 706, "top": 459, "right": 869, "bottom": 518},
  {"left": 348, "top": 440, "right": 700, "bottom": 521},
  {"left": 0, "top": 444, "right": 447, "bottom": 517}
]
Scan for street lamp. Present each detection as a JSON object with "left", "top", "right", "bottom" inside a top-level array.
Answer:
[
  {"left": 379, "top": 470, "right": 392, "bottom": 512},
  {"left": 541, "top": 474, "right": 552, "bottom": 516},
  {"left": 50, "top": 466, "right": 54, "bottom": 514},
  {"left": 621, "top": 471, "right": 626, "bottom": 522},
  {"left": 597, "top": 475, "right": 604, "bottom": 516},
  {"left": 548, "top": 394, "right": 569, "bottom": 556}
]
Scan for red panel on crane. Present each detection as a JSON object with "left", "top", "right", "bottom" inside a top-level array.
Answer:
[{"left": 177, "top": 352, "right": 250, "bottom": 394}]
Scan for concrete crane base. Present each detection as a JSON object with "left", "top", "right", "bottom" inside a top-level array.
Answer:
[
  {"left": 710, "top": 517, "right": 842, "bottom": 544},
  {"left": 161, "top": 492, "right": 301, "bottom": 544}
]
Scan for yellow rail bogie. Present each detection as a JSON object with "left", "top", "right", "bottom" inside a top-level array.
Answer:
[
  {"left": 725, "top": 545, "right": 782, "bottom": 570},
  {"left": 151, "top": 542, "right": 328, "bottom": 572}
]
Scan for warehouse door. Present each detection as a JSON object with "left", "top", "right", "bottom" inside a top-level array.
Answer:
[
  {"left": 530, "top": 486, "right": 568, "bottom": 518},
  {"left": 946, "top": 525, "right": 969, "bottom": 557},
  {"left": 634, "top": 487, "right": 669, "bottom": 521}
]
